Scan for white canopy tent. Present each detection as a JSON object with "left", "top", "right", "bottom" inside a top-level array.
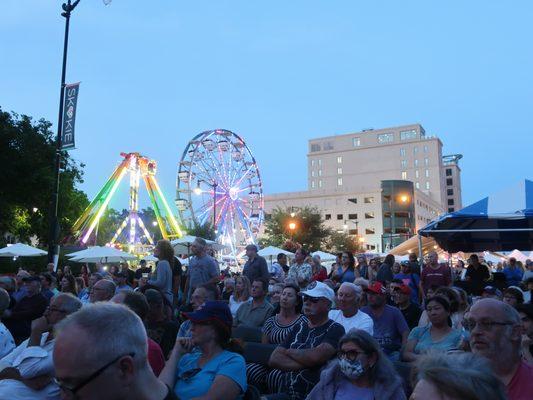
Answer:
[
  {"left": 0, "top": 243, "right": 47, "bottom": 258},
  {"left": 311, "top": 251, "right": 337, "bottom": 262},
  {"left": 258, "top": 246, "right": 294, "bottom": 258}
]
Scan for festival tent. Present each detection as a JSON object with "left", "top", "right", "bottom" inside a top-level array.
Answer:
[
  {"left": 0, "top": 243, "right": 47, "bottom": 258},
  {"left": 171, "top": 236, "right": 226, "bottom": 255},
  {"left": 389, "top": 235, "right": 439, "bottom": 257},
  {"left": 311, "top": 251, "right": 337, "bottom": 262},
  {"left": 258, "top": 246, "right": 294, "bottom": 258},
  {"left": 507, "top": 249, "right": 530, "bottom": 263},
  {"left": 419, "top": 179, "right": 533, "bottom": 252},
  {"left": 67, "top": 246, "right": 137, "bottom": 263}
]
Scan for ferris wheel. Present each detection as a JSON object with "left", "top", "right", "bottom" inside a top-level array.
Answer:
[{"left": 176, "top": 129, "right": 264, "bottom": 256}]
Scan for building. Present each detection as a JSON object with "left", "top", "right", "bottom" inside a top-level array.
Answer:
[{"left": 264, "top": 124, "right": 463, "bottom": 252}]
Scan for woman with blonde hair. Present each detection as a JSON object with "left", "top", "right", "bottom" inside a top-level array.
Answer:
[{"left": 229, "top": 275, "right": 251, "bottom": 317}]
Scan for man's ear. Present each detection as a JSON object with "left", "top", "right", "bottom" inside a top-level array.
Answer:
[{"left": 117, "top": 355, "right": 136, "bottom": 384}]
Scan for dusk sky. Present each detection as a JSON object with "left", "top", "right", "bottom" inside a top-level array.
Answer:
[{"left": 1, "top": 1, "right": 531, "bottom": 212}]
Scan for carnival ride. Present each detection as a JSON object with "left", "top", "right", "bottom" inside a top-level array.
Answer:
[
  {"left": 72, "top": 152, "right": 182, "bottom": 253},
  {"left": 176, "top": 129, "right": 264, "bottom": 257}
]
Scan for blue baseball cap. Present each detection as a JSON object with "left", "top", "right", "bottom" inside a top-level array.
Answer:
[{"left": 183, "top": 301, "right": 233, "bottom": 331}]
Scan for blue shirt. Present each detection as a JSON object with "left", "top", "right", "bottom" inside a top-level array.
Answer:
[
  {"left": 174, "top": 350, "right": 247, "bottom": 400},
  {"left": 336, "top": 266, "right": 356, "bottom": 283},
  {"left": 394, "top": 272, "right": 421, "bottom": 304},
  {"left": 503, "top": 267, "right": 523, "bottom": 287},
  {"left": 408, "top": 325, "right": 463, "bottom": 354}
]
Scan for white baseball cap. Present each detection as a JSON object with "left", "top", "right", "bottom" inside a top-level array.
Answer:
[{"left": 301, "top": 281, "right": 335, "bottom": 303}]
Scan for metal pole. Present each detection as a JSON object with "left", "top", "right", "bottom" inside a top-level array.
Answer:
[
  {"left": 48, "top": 0, "right": 80, "bottom": 263},
  {"left": 213, "top": 182, "right": 217, "bottom": 234}
]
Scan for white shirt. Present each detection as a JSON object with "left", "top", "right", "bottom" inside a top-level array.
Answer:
[
  {"left": 229, "top": 295, "right": 252, "bottom": 318},
  {"left": 0, "top": 332, "right": 60, "bottom": 400},
  {"left": 328, "top": 309, "right": 374, "bottom": 335},
  {"left": 0, "top": 322, "right": 15, "bottom": 359}
]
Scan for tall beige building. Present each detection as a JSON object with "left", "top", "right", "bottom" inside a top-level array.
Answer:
[{"left": 264, "top": 124, "right": 463, "bottom": 252}]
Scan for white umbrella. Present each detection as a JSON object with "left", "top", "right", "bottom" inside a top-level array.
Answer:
[
  {"left": 171, "top": 235, "right": 227, "bottom": 254},
  {"left": 0, "top": 243, "right": 47, "bottom": 257},
  {"left": 142, "top": 254, "right": 158, "bottom": 262},
  {"left": 311, "top": 250, "right": 337, "bottom": 262},
  {"left": 258, "top": 246, "right": 294, "bottom": 258},
  {"left": 67, "top": 246, "right": 137, "bottom": 263}
]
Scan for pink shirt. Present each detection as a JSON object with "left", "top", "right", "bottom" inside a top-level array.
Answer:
[{"left": 507, "top": 360, "right": 533, "bottom": 400}]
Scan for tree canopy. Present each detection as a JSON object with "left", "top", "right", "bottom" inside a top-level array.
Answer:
[{"left": 0, "top": 108, "right": 88, "bottom": 246}]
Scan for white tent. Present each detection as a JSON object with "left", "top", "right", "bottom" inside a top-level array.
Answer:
[
  {"left": 142, "top": 255, "right": 158, "bottom": 262},
  {"left": 482, "top": 251, "right": 507, "bottom": 264},
  {"left": 258, "top": 246, "right": 294, "bottom": 258},
  {"left": 311, "top": 251, "right": 337, "bottom": 262},
  {"left": 67, "top": 246, "right": 137, "bottom": 263},
  {"left": 0, "top": 243, "right": 47, "bottom": 258},
  {"left": 507, "top": 249, "right": 530, "bottom": 263}
]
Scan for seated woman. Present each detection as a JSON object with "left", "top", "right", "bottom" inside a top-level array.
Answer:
[
  {"left": 403, "top": 296, "right": 463, "bottom": 362},
  {"left": 307, "top": 329, "right": 406, "bottom": 400},
  {"left": 417, "top": 286, "right": 463, "bottom": 329},
  {"left": 159, "top": 301, "right": 247, "bottom": 400},
  {"left": 247, "top": 283, "right": 307, "bottom": 392},
  {"left": 228, "top": 275, "right": 251, "bottom": 318}
]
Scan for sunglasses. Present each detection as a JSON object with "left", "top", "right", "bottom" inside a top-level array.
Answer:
[{"left": 303, "top": 295, "right": 320, "bottom": 303}]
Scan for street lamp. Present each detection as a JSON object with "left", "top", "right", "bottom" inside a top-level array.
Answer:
[{"left": 48, "top": 0, "right": 111, "bottom": 263}]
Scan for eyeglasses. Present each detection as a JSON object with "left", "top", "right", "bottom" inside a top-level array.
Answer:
[
  {"left": 179, "top": 367, "right": 202, "bottom": 381},
  {"left": 303, "top": 295, "right": 320, "bottom": 303},
  {"left": 462, "top": 319, "right": 515, "bottom": 332},
  {"left": 54, "top": 352, "right": 135, "bottom": 396},
  {"left": 338, "top": 350, "right": 366, "bottom": 361}
]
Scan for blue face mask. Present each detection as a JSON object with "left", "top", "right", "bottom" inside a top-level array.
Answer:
[{"left": 339, "top": 358, "right": 365, "bottom": 379}]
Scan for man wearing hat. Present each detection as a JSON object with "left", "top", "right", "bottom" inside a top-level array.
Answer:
[
  {"left": 482, "top": 285, "right": 502, "bottom": 299},
  {"left": 391, "top": 283, "right": 422, "bottom": 330},
  {"left": 361, "top": 282, "right": 409, "bottom": 361},
  {"left": 268, "top": 281, "right": 345, "bottom": 400},
  {"left": 242, "top": 244, "right": 270, "bottom": 283},
  {"left": 113, "top": 271, "right": 133, "bottom": 294},
  {"left": 3, "top": 276, "right": 47, "bottom": 344}
]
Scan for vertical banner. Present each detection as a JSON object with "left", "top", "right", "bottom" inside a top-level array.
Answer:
[{"left": 61, "top": 82, "right": 80, "bottom": 150}]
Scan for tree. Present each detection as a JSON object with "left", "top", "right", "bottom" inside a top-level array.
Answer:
[
  {"left": 260, "top": 206, "right": 331, "bottom": 251},
  {"left": 0, "top": 108, "right": 88, "bottom": 246},
  {"left": 323, "top": 231, "right": 365, "bottom": 254},
  {"left": 185, "top": 220, "right": 216, "bottom": 241}
]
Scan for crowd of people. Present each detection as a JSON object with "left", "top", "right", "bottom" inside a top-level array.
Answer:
[{"left": 0, "top": 239, "right": 532, "bottom": 399}]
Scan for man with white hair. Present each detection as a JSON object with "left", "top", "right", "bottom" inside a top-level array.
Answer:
[
  {"left": 0, "top": 293, "right": 82, "bottom": 399},
  {"left": 466, "top": 298, "right": 533, "bottom": 400},
  {"left": 53, "top": 302, "right": 177, "bottom": 399},
  {"left": 328, "top": 282, "right": 373, "bottom": 335},
  {"left": 89, "top": 279, "right": 116, "bottom": 303}
]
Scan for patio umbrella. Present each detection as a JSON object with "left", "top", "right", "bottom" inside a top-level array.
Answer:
[
  {"left": 67, "top": 246, "right": 137, "bottom": 263},
  {"left": 0, "top": 243, "right": 47, "bottom": 258},
  {"left": 171, "top": 235, "right": 227, "bottom": 255}
]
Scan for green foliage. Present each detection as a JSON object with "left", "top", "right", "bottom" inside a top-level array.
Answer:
[
  {"left": 185, "top": 220, "right": 216, "bottom": 240},
  {"left": 323, "top": 231, "right": 365, "bottom": 254},
  {"left": 260, "top": 206, "right": 332, "bottom": 251},
  {"left": 0, "top": 108, "right": 88, "bottom": 246}
]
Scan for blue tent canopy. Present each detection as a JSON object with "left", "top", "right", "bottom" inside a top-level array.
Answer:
[{"left": 419, "top": 180, "right": 533, "bottom": 252}]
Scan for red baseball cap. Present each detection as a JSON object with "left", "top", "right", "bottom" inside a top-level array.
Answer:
[
  {"left": 395, "top": 284, "right": 411, "bottom": 295},
  {"left": 364, "top": 281, "right": 386, "bottom": 295}
]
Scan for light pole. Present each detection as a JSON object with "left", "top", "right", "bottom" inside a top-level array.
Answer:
[
  {"left": 288, "top": 221, "right": 296, "bottom": 241},
  {"left": 47, "top": 0, "right": 111, "bottom": 263}
]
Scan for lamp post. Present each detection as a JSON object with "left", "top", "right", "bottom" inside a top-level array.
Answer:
[
  {"left": 47, "top": 0, "right": 111, "bottom": 264},
  {"left": 288, "top": 221, "right": 296, "bottom": 241}
]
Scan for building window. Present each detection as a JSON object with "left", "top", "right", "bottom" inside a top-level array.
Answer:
[
  {"left": 364, "top": 197, "right": 374, "bottom": 204},
  {"left": 415, "top": 182, "right": 420, "bottom": 189},
  {"left": 352, "top": 137, "right": 361, "bottom": 147},
  {"left": 318, "top": 180, "right": 323, "bottom": 188},
  {"left": 446, "top": 178, "right": 453, "bottom": 186},
  {"left": 365, "top": 212, "right": 375, "bottom": 219},
  {"left": 377, "top": 133, "right": 394, "bottom": 143},
  {"left": 425, "top": 169, "right": 429, "bottom": 178},
  {"left": 448, "top": 207, "right": 454, "bottom": 212},
  {"left": 401, "top": 171, "right": 407, "bottom": 179},
  {"left": 348, "top": 213, "right": 357, "bottom": 219},
  {"left": 311, "top": 159, "right": 315, "bottom": 167},
  {"left": 400, "top": 129, "right": 417, "bottom": 140},
  {"left": 318, "top": 159, "right": 322, "bottom": 166},
  {"left": 365, "top": 228, "right": 376, "bottom": 234},
  {"left": 337, "top": 214, "right": 343, "bottom": 220},
  {"left": 414, "top": 159, "right": 419, "bottom": 167},
  {"left": 311, "top": 180, "right": 315, "bottom": 188},
  {"left": 400, "top": 148, "right": 406, "bottom": 157},
  {"left": 337, "top": 177, "right": 343, "bottom": 186},
  {"left": 446, "top": 168, "right": 452, "bottom": 176},
  {"left": 337, "top": 167, "right": 342, "bottom": 175},
  {"left": 323, "top": 141, "right": 334, "bottom": 151},
  {"left": 318, "top": 170, "right": 322, "bottom": 177},
  {"left": 413, "top": 146, "right": 419, "bottom": 154},
  {"left": 401, "top": 160, "right": 407, "bottom": 168},
  {"left": 310, "top": 143, "right": 321, "bottom": 152},
  {"left": 447, "top": 188, "right": 454, "bottom": 196},
  {"left": 424, "top": 158, "right": 429, "bottom": 166},
  {"left": 425, "top": 181, "right": 430, "bottom": 190},
  {"left": 424, "top": 145, "right": 428, "bottom": 153},
  {"left": 337, "top": 156, "right": 342, "bottom": 164},
  {"left": 348, "top": 229, "right": 358, "bottom": 235},
  {"left": 415, "top": 170, "right": 419, "bottom": 179},
  {"left": 311, "top": 171, "right": 316, "bottom": 177},
  {"left": 348, "top": 198, "right": 357, "bottom": 204},
  {"left": 448, "top": 199, "right": 455, "bottom": 205}
]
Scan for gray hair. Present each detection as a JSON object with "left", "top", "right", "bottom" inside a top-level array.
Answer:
[
  {"left": 0, "top": 288, "right": 10, "bottom": 315},
  {"left": 194, "top": 237, "right": 207, "bottom": 248},
  {"left": 414, "top": 352, "right": 507, "bottom": 400},
  {"left": 353, "top": 277, "right": 369, "bottom": 289},
  {"left": 339, "top": 282, "right": 362, "bottom": 301},
  {"left": 55, "top": 302, "right": 148, "bottom": 368},
  {"left": 54, "top": 292, "right": 83, "bottom": 314},
  {"left": 338, "top": 329, "right": 402, "bottom": 387}
]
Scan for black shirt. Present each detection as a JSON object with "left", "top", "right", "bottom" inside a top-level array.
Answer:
[
  {"left": 243, "top": 255, "right": 269, "bottom": 283},
  {"left": 399, "top": 302, "right": 422, "bottom": 330},
  {"left": 135, "top": 266, "right": 152, "bottom": 280},
  {"left": 145, "top": 319, "right": 180, "bottom": 359},
  {"left": 465, "top": 264, "right": 491, "bottom": 296},
  {"left": 163, "top": 384, "right": 178, "bottom": 400}
]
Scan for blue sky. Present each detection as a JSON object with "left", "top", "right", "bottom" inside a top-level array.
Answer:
[{"left": 1, "top": 1, "right": 531, "bottom": 211}]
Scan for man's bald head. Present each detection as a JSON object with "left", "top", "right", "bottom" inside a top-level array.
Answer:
[{"left": 89, "top": 279, "right": 116, "bottom": 303}]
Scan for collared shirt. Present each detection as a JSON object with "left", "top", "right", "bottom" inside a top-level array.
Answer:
[
  {"left": 287, "top": 262, "right": 312, "bottom": 285},
  {"left": 187, "top": 255, "right": 219, "bottom": 300},
  {"left": 243, "top": 255, "right": 270, "bottom": 283},
  {"left": 0, "top": 322, "right": 15, "bottom": 359},
  {"left": 269, "top": 262, "right": 285, "bottom": 281},
  {"left": 234, "top": 300, "right": 274, "bottom": 328}
]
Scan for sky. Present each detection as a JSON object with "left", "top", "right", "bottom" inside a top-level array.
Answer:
[{"left": 1, "top": 1, "right": 531, "bottom": 212}]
